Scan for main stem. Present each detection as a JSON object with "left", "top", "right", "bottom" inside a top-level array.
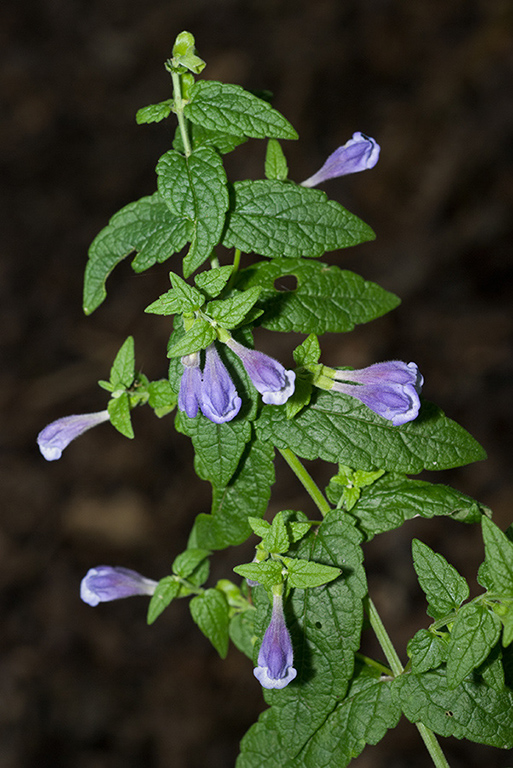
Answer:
[
  {"left": 281, "top": 448, "right": 451, "bottom": 768},
  {"left": 171, "top": 69, "right": 192, "bottom": 157}
]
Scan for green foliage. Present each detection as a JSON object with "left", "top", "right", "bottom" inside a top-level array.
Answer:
[
  {"left": 265, "top": 139, "right": 289, "bottom": 181},
  {"left": 136, "top": 99, "right": 174, "bottom": 125},
  {"left": 190, "top": 588, "right": 230, "bottom": 658},
  {"left": 412, "top": 539, "right": 469, "bottom": 619}
]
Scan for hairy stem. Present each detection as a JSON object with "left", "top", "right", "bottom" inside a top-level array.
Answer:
[
  {"left": 171, "top": 69, "right": 192, "bottom": 157},
  {"left": 278, "top": 447, "right": 331, "bottom": 517}
]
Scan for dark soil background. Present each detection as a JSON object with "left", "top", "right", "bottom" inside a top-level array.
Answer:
[{"left": 2, "top": 1, "right": 513, "bottom": 767}]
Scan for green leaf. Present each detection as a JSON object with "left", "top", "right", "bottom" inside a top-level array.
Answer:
[
  {"left": 190, "top": 435, "right": 275, "bottom": 549},
  {"left": 166, "top": 317, "right": 217, "bottom": 357},
  {"left": 185, "top": 80, "right": 298, "bottom": 140},
  {"left": 407, "top": 629, "right": 448, "bottom": 674},
  {"left": 83, "top": 193, "right": 191, "bottom": 314},
  {"left": 292, "top": 335, "right": 321, "bottom": 367},
  {"left": 481, "top": 517, "right": 513, "bottom": 595},
  {"left": 393, "top": 667, "right": 513, "bottom": 747},
  {"left": 206, "top": 286, "right": 262, "bottom": 328},
  {"left": 147, "top": 379, "right": 177, "bottom": 417},
  {"left": 478, "top": 646, "right": 505, "bottom": 691},
  {"left": 412, "top": 539, "right": 469, "bottom": 619},
  {"left": 234, "top": 560, "right": 283, "bottom": 591},
  {"left": 223, "top": 182, "right": 375, "bottom": 261},
  {"left": 256, "top": 393, "right": 486, "bottom": 474},
  {"left": 144, "top": 290, "right": 183, "bottom": 316},
  {"left": 265, "top": 139, "right": 288, "bottom": 180},
  {"left": 189, "top": 588, "right": 230, "bottom": 658},
  {"left": 172, "top": 31, "right": 206, "bottom": 74},
  {"left": 326, "top": 465, "right": 385, "bottom": 512},
  {"left": 168, "top": 271, "right": 205, "bottom": 310},
  {"left": 229, "top": 608, "right": 257, "bottom": 660},
  {"left": 282, "top": 557, "right": 341, "bottom": 589},
  {"left": 446, "top": 603, "right": 502, "bottom": 687},
  {"left": 156, "top": 147, "right": 229, "bottom": 277},
  {"left": 235, "top": 259, "right": 398, "bottom": 334},
  {"left": 194, "top": 265, "right": 234, "bottom": 298},
  {"left": 262, "top": 511, "right": 290, "bottom": 554},
  {"left": 147, "top": 577, "right": 181, "bottom": 625},
  {"left": 136, "top": 99, "right": 174, "bottom": 125},
  {"left": 342, "top": 473, "right": 487, "bottom": 540},
  {"left": 172, "top": 548, "right": 211, "bottom": 579},
  {"left": 107, "top": 393, "right": 134, "bottom": 439},
  {"left": 109, "top": 336, "right": 135, "bottom": 389},
  {"left": 173, "top": 122, "right": 248, "bottom": 156},
  {"left": 175, "top": 407, "right": 252, "bottom": 487},
  {"left": 498, "top": 603, "right": 513, "bottom": 646}
]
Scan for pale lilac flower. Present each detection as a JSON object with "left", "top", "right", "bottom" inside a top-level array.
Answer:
[
  {"left": 80, "top": 566, "right": 158, "bottom": 606},
  {"left": 301, "top": 132, "right": 380, "bottom": 187},
  {"left": 37, "top": 410, "right": 110, "bottom": 461},
  {"left": 254, "top": 593, "right": 297, "bottom": 690},
  {"left": 330, "top": 361, "right": 423, "bottom": 426},
  {"left": 226, "top": 339, "right": 295, "bottom": 406},
  {"left": 200, "top": 344, "right": 242, "bottom": 423},
  {"left": 178, "top": 352, "right": 203, "bottom": 418}
]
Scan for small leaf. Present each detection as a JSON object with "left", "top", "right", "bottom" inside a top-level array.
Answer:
[
  {"left": 282, "top": 557, "right": 342, "bottom": 589},
  {"left": 169, "top": 271, "right": 205, "bottom": 311},
  {"left": 293, "top": 334, "right": 321, "bottom": 367},
  {"left": 233, "top": 560, "right": 283, "bottom": 591},
  {"left": 136, "top": 99, "right": 174, "bottom": 124},
  {"left": 109, "top": 336, "right": 135, "bottom": 389},
  {"left": 147, "top": 577, "right": 180, "bottom": 624},
  {"left": 481, "top": 517, "right": 513, "bottom": 595},
  {"left": 189, "top": 589, "right": 230, "bottom": 658},
  {"left": 147, "top": 379, "right": 177, "bottom": 417},
  {"left": 446, "top": 602, "right": 501, "bottom": 688},
  {"left": 194, "top": 265, "right": 234, "bottom": 298},
  {"left": 407, "top": 628, "right": 448, "bottom": 674},
  {"left": 412, "top": 539, "right": 469, "bottom": 619},
  {"left": 261, "top": 511, "right": 290, "bottom": 554},
  {"left": 229, "top": 608, "right": 257, "bottom": 660},
  {"left": 107, "top": 393, "right": 134, "bottom": 439},
  {"left": 265, "top": 139, "right": 288, "bottom": 180},
  {"left": 172, "top": 548, "right": 211, "bottom": 579},
  {"left": 185, "top": 80, "right": 298, "bottom": 140},
  {"left": 206, "top": 286, "right": 262, "bottom": 328},
  {"left": 166, "top": 317, "right": 217, "bottom": 357}
]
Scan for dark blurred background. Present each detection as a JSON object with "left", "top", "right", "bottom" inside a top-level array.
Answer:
[{"left": 2, "top": 1, "right": 513, "bottom": 766}]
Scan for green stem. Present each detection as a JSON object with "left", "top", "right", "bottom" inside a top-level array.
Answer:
[
  {"left": 232, "top": 248, "right": 241, "bottom": 273},
  {"left": 171, "top": 69, "right": 192, "bottom": 157},
  {"left": 364, "top": 596, "right": 451, "bottom": 768},
  {"left": 278, "top": 447, "right": 331, "bottom": 517},
  {"left": 355, "top": 652, "right": 392, "bottom": 678}
]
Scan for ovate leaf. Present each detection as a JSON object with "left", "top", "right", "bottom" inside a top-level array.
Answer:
[
  {"left": 446, "top": 603, "right": 501, "bottom": 688},
  {"left": 412, "top": 539, "right": 469, "bottom": 619},
  {"left": 190, "top": 588, "right": 230, "bottom": 658}
]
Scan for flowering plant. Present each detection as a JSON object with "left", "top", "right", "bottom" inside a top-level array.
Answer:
[{"left": 38, "top": 31, "right": 513, "bottom": 768}]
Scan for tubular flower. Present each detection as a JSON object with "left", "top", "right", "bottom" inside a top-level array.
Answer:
[
  {"left": 329, "top": 361, "right": 423, "bottom": 426},
  {"left": 254, "top": 592, "right": 297, "bottom": 690},
  {"left": 200, "top": 344, "right": 242, "bottom": 424},
  {"left": 226, "top": 338, "right": 295, "bottom": 406},
  {"left": 80, "top": 566, "right": 158, "bottom": 606},
  {"left": 37, "top": 410, "right": 110, "bottom": 461},
  {"left": 178, "top": 352, "right": 203, "bottom": 419},
  {"left": 301, "top": 132, "right": 380, "bottom": 187}
]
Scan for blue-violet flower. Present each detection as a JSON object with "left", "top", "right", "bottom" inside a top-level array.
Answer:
[
  {"left": 254, "top": 592, "right": 297, "bottom": 690},
  {"left": 178, "top": 352, "right": 203, "bottom": 419},
  {"left": 330, "top": 361, "right": 423, "bottom": 426},
  {"left": 80, "top": 566, "right": 158, "bottom": 606},
  {"left": 37, "top": 410, "right": 110, "bottom": 461},
  {"left": 301, "top": 132, "right": 380, "bottom": 187},
  {"left": 200, "top": 344, "right": 242, "bottom": 423},
  {"left": 226, "top": 338, "right": 295, "bottom": 406}
]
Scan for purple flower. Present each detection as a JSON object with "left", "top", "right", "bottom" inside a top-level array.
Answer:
[
  {"left": 178, "top": 352, "right": 203, "bottom": 418},
  {"left": 254, "top": 593, "right": 297, "bottom": 690},
  {"left": 330, "top": 361, "right": 423, "bottom": 426},
  {"left": 80, "top": 566, "right": 158, "bottom": 606},
  {"left": 37, "top": 410, "right": 110, "bottom": 461},
  {"left": 301, "top": 132, "right": 380, "bottom": 187},
  {"left": 226, "top": 339, "right": 295, "bottom": 406},
  {"left": 200, "top": 345, "right": 242, "bottom": 424}
]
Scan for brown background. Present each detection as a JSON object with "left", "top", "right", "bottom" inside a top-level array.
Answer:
[{"left": 2, "top": 1, "right": 513, "bottom": 766}]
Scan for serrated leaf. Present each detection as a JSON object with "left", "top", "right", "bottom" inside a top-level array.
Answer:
[
  {"left": 412, "top": 539, "right": 469, "bottom": 619},
  {"left": 393, "top": 667, "right": 513, "bottom": 747},
  {"left": 499, "top": 603, "right": 513, "bottom": 646},
  {"left": 342, "top": 473, "right": 487, "bottom": 540},
  {"left": 109, "top": 336, "right": 135, "bottom": 388},
  {"left": 206, "top": 286, "right": 262, "bottom": 328},
  {"left": 481, "top": 517, "right": 513, "bottom": 595},
  {"left": 190, "top": 436, "right": 276, "bottom": 549},
  {"left": 185, "top": 80, "right": 298, "bottom": 140},
  {"left": 169, "top": 271, "right": 205, "bottom": 310},
  {"left": 256, "top": 393, "right": 486, "bottom": 474},
  {"left": 229, "top": 608, "right": 257, "bottom": 660},
  {"left": 407, "top": 628, "right": 448, "bottom": 674},
  {"left": 446, "top": 603, "right": 502, "bottom": 687},
  {"left": 223, "top": 182, "right": 375, "bottom": 261},
  {"left": 265, "top": 139, "right": 288, "bottom": 180},
  {"left": 234, "top": 560, "right": 283, "bottom": 591},
  {"left": 156, "top": 146, "right": 229, "bottom": 277},
  {"left": 172, "top": 548, "right": 211, "bottom": 579},
  {"left": 83, "top": 193, "right": 191, "bottom": 314},
  {"left": 284, "top": 376, "right": 313, "bottom": 420},
  {"left": 144, "top": 289, "right": 183, "bottom": 316},
  {"left": 326, "top": 465, "right": 385, "bottom": 512},
  {"left": 173, "top": 122, "right": 248, "bottom": 155},
  {"left": 478, "top": 646, "right": 505, "bottom": 691},
  {"left": 166, "top": 317, "right": 217, "bottom": 357},
  {"left": 107, "top": 393, "right": 134, "bottom": 439},
  {"left": 248, "top": 517, "right": 271, "bottom": 538},
  {"left": 283, "top": 558, "right": 341, "bottom": 589},
  {"left": 194, "top": 265, "right": 234, "bottom": 297},
  {"left": 189, "top": 588, "right": 229, "bottom": 658},
  {"left": 262, "top": 511, "right": 290, "bottom": 554},
  {"left": 235, "top": 258, "right": 398, "bottom": 334},
  {"left": 136, "top": 99, "right": 174, "bottom": 124},
  {"left": 147, "top": 577, "right": 181, "bottom": 625},
  {"left": 147, "top": 379, "right": 177, "bottom": 417},
  {"left": 293, "top": 335, "right": 321, "bottom": 367}
]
